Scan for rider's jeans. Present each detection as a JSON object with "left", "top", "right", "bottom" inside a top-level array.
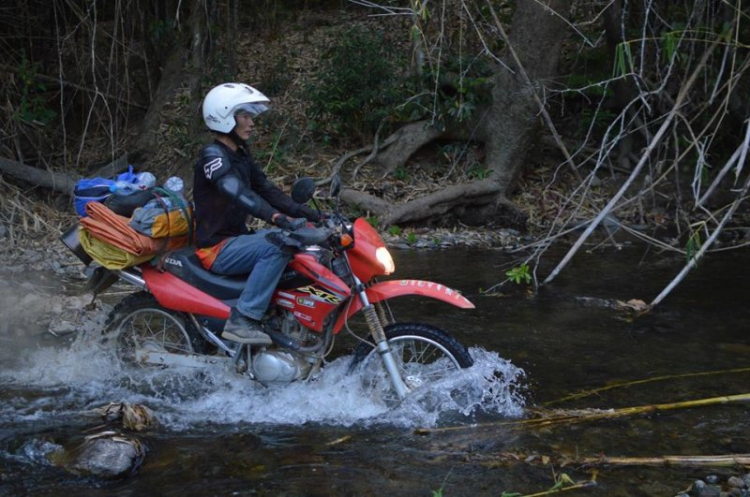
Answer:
[{"left": 210, "top": 230, "right": 291, "bottom": 321}]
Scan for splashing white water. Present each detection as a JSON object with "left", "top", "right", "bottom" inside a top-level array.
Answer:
[{"left": 0, "top": 331, "right": 526, "bottom": 431}]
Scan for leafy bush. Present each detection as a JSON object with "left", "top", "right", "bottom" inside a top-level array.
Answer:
[
  {"left": 15, "top": 56, "right": 57, "bottom": 125},
  {"left": 306, "top": 26, "right": 407, "bottom": 143},
  {"left": 396, "top": 56, "right": 493, "bottom": 130}
]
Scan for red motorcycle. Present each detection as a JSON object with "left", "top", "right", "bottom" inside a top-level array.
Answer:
[{"left": 68, "top": 177, "right": 475, "bottom": 401}]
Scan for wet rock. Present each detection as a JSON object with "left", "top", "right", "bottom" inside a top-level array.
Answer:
[
  {"left": 639, "top": 482, "right": 677, "bottom": 495},
  {"left": 48, "top": 320, "right": 78, "bottom": 336},
  {"left": 699, "top": 484, "right": 721, "bottom": 497},
  {"left": 383, "top": 227, "right": 522, "bottom": 251},
  {"left": 707, "top": 475, "right": 720, "bottom": 484},
  {"left": 21, "top": 438, "right": 65, "bottom": 465},
  {"left": 574, "top": 296, "right": 618, "bottom": 309},
  {"left": 70, "top": 434, "right": 146, "bottom": 479},
  {"left": 728, "top": 476, "right": 746, "bottom": 489}
]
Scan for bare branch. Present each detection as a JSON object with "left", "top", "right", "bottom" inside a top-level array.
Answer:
[{"left": 543, "top": 37, "right": 721, "bottom": 286}]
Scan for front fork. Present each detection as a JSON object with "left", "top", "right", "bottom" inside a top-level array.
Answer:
[{"left": 354, "top": 275, "right": 409, "bottom": 400}]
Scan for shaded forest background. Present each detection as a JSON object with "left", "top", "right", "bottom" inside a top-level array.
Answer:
[{"left": 1, "top": 0, "right": 749, "bottom": 307}]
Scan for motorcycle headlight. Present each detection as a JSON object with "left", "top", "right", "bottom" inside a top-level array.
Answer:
[{"left": 376, "top": 247, "right": 395, "bottom": 275}]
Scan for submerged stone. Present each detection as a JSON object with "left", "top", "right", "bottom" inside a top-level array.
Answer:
[{"left": 70, "top": 437, "right": 144, "bottom": 479}]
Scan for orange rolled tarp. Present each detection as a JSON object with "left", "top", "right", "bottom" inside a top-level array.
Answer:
[{"left": 80, "top": 202, "right": 189, "bottom": 257}]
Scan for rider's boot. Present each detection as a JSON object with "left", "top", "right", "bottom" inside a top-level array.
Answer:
[{"left": 221, "top": 308, "right": 273, "bottom": 345}]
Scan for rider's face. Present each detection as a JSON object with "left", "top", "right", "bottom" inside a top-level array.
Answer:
[{"left": 233, "top": 111, "right": 255, "bottom": 140}]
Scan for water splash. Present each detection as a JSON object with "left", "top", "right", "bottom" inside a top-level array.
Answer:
[{"left": 0, "top": 331, "right": 526, "bottom": 431}]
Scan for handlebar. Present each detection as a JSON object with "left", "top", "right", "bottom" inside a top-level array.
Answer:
[{"left": 266, "top": 213, "right": 353, "bottom": 251}]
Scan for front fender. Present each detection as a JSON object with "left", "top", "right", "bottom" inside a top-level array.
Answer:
[{"left": 333, "top": 279, "right": 474, "bottom": 333}]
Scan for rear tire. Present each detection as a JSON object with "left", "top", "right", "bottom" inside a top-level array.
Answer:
[
  {"left": 103, "top": 292, "right": 206, "bottom": 366},
  {"left": 351, "top": 322, "right": 473, "bottom": 403}
]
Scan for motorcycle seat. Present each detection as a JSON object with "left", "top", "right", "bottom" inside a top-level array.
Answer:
[{"left": 160, "top": 247, "right": 246, "bottom": 301}]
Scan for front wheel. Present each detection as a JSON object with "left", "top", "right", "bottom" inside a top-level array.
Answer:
[
  {"left": 351, "top": 322, "right": 473, "bottom": 403},
  {"left": 102, "top": 292, "right": 206, "bottom": 367}
]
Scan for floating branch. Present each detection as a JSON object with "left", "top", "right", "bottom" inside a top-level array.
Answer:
[
  {"left": 478, "top": 451, "right": 750, "bottom": 469},
  {"left": 543, "top": 367, "right": 750, "bottom": 406},
  {"left": 415, "top": 393, "right": 750, "bottom": 434}
]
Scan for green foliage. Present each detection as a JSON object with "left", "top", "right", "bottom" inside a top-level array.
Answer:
[
  {"left": 686, "top": 230, "right": 702, "bottom": 264},
  {"left": 306, "top": 26, "right": 406, "bottom": 141},
  {"left": 366, "top": 216, "right": 380, "bottom": 227},
  {"left": 613, "top": 42, "right": 635, "bottom": 77},
  {"left": 467, "top": 163, "right": 489, "bottom": 180},
  {"left": 506, "top": 263, "right": 532, "bottom": 285},
  {"left": 566, "top": 74, "right": 612, "bottom": 99},
  {"left": 662, "top": 31, "right": 681, "bottom": 64},
  {"left": 406, "top": 231, "right": 418, "bottom": 244},
  {"left": 578, "top": 108, "right": 617, "bottom": 134},
  {"left": 388, "top": 225, "right": 402, "bottom": 236},
  {"left": 501, "top": 473, "right": 577, "bottom": 496},
  {"left": 15, "top": 56, "right": 57, "bottom": 125},
  {"left": 147, "top": 18, "right": 176, "bottom": 49},
  {"left": 397, "top": 56, "right": 493, "bottom": 129},
  {"left": 548, "top": 473, "right": 577, "bottom": 492},
  {"left": 261, "top": 56, "right": 293, "bottom": 96},
  {"left": 253, "top": 127, "right": 292, "bottom": 174},
  {"left": 393, "top": 166, "right": 410, "bottom": 181}
]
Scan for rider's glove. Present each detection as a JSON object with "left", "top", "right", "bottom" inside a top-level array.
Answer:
[
  {"left": 298, "top": 204, "right": 321, "bottom": 222},
  {"left": 274, "top": 214, "right": 307, "bottom": 231}
]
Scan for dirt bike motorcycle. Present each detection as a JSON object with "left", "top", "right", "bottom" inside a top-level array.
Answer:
[{"left": 64, "top": 176, "right": 475, "bottom": 401}]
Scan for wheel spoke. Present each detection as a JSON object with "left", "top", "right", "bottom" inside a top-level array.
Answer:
[
  {"left": 357, "top": 329, "right": 468, "bottom": 404},
  {"left": 112, "top": 307, "right": 194, "bottom": 366}
]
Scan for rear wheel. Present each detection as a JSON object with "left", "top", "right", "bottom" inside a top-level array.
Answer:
[
  {"left": 352, "top": 322, "right": 473, "bottom": 403},
  {"left": 103, "top": 292, "right": 206, "bottom": 366}
]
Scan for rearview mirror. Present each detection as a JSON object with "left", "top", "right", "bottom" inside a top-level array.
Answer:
[{"left": 291, "top": 177, "right": 316, "bottom": 204}]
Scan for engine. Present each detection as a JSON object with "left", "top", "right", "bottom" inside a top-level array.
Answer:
[
  {"left": 250, "top": 310, "right": 316, "bottom": 383},
  {"left": 251, "top": 350, "right": 310, "bottom": 383}
]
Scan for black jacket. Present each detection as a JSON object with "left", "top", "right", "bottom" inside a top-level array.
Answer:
[{"left": 193, "top": 140, "right": 304, "bottom": 247}]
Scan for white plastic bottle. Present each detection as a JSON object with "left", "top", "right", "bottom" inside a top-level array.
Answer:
[
  {"left": 135, "top": 172, "right": 156, "bottom": 189},
  {"left": 164, "top": 176, "right": 184, "bottom": 193}
]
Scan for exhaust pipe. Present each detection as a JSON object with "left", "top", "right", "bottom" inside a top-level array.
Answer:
[
  {"left": 118, "top": 269, "right": 146, "bottom": 290},
  {"left": 59, "top": 223, "right": 93, "bottom": 266}
]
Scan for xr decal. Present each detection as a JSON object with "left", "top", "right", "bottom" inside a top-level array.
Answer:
[{"left": 298, "top": 286, "right": 342, "bottom": 304}]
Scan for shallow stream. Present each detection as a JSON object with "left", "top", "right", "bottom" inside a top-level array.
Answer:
[{"left": 1, "top": 243, "right": 749, "bottom": 496}]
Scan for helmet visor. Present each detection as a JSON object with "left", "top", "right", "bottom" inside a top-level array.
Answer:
[{"left": 234, "top": 102, "right": 269, "bottom": 118}]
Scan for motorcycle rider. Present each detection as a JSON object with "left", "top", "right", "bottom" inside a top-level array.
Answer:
[{"left": 194, "top": 82, "right": 319, "bottom": 345}]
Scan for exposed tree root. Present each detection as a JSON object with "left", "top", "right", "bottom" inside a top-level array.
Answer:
[{"left": 339, "top": 179, "right": 504, "bottom": 227}]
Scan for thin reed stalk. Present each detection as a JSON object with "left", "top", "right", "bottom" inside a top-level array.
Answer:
[
  {"left": 415, "top": 393, "right": 750, "bottom": 434},
  {"left": 543, "top": 367, "right": 750, "bottom": 406}
]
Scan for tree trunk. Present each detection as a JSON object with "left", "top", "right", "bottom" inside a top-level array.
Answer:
[
  {"left": 477, "top": 0, "right": 572, "bottom": 195},
  {"left": 131, "top": 49, "right": 192, "bottom": 160},
  {"left": 359, "top": 0, "right": 572, "bottom": 227}
]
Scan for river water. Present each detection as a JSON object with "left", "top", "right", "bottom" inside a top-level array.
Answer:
[{"left": 1, "top": 243, "right": 749, "bottom": 496}]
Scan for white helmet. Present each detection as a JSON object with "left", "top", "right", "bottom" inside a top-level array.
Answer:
[{"left": 202, "top": 83, "right": 270, "bottom": 133}]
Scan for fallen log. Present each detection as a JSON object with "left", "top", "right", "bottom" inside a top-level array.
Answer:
[{"left": 0, "top": 156, "right": 75, "bottom": 194}]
